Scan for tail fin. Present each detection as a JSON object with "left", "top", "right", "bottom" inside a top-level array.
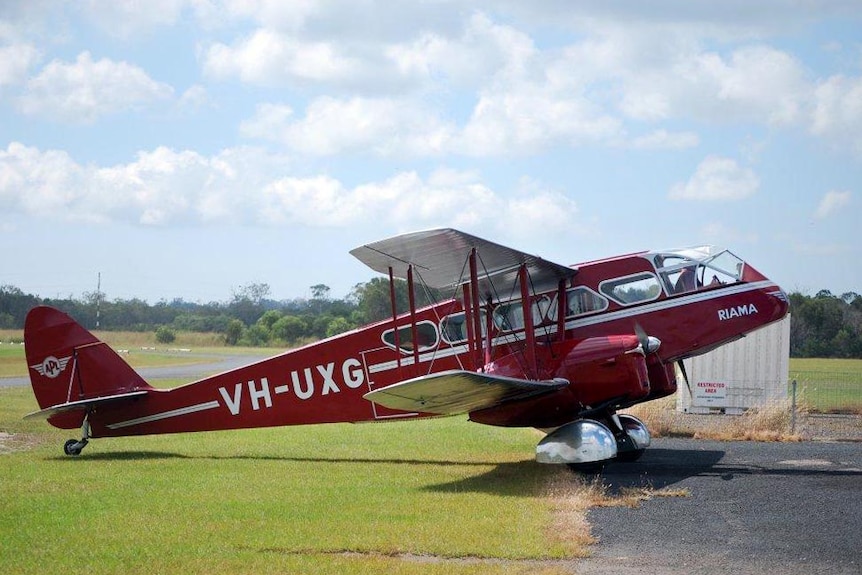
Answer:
[{"left": 24, "top": 306, "right": 154, "bottom": 428}]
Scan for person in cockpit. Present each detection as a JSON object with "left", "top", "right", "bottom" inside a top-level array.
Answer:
[{"left": 674, "top": 266, "right": 697, "bottom": 293}]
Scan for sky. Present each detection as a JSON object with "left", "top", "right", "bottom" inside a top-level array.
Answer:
[{"left": 1, "top": 1, "right": 861, "bottom": 304}]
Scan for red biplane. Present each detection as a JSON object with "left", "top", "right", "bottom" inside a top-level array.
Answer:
[{"left": 24, "top": 229, "right": 788, "bottom": 468}]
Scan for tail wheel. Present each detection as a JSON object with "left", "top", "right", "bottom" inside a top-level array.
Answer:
[{"left": 63, "top": 439, "right": 82, "bottom": 456}]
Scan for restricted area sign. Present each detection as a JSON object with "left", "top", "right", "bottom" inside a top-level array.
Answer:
[{"left": 694, "top": 381, "right": 728, "bottom": 406}]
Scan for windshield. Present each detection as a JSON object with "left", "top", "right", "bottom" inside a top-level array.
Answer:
[{"left": 651, "top": 246, "right": 744, "bottom": 295}]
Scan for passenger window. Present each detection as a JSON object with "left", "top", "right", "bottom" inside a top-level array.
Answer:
[
  {"left": 565, "top": 287, "right": 608, "bottom": 317},
  {"left": 440, "top": 311, "right": 487, "bottom": 344},
  {"left": 493, "top": 302, "right": 525, "bottom": 331},
  {"left": 600, "top": 273, "right": 661, "bottom": 305},
  {"left": 547, "top": 287, "right": 608, "bottom": 320},
  {"left": 492, "top": 299, "right": 547, "bottom": 332},
  {"left": 382, "top": 321, "right": 439, "bottom": 353}
]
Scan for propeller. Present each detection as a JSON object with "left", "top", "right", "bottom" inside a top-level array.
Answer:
[{"left": 634, "top": 322, "right": 661, "bottom": 355}]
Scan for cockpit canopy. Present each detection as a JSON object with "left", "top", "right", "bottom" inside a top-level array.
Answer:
[{"left": 650, "top": 246, "right": 744, "bottom": 295}]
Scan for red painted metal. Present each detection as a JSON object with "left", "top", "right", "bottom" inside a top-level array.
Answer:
[
  {"left": 468, "top": 248, "right": 483, "bottom": 371},
  {"left": 556, "top": 279, "right": 566, "bottom": 343},
  {"left": 387, "top": 266, "right": 401, "bottom": 375},
  {"left": 407, "top": 265, "right": 419, "bottom": 371},
  {"left": 23, "top": 236, "right": 789, "bottom": 443},
  {"left": 518, "top": 264, "right": 538, "bottom": 379}
]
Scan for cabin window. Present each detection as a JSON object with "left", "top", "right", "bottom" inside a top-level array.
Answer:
[
  {"left": 653, "top": 249, "right": 744, "bottom": 295},
  {"left": 547, "top": 287, "right": 608, "bottom": 320},
  {"left": 703, "top": 251, "right": 745, "bottom": 285},
  {"left": 440, "top": 311, "right": 487, "bottom": 344},
  {"left": 600, "top": 273, "right": 662, "bottom": 305},
  {"left": 492, "top": 297, "right": 547, "bottom": 332},
  {"left": 655, "top": 256, "right": 701, "bottom": 294},
  {"left": 382, "top": 321, "right": 439, "bottom": 353},
  {"left": 565, "top": 287, "right": 608, "bottom": 317}
]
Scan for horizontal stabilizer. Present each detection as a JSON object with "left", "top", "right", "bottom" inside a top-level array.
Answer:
[
  {"left": 363, "top": 370, "right": 568, "bottom": 415},
  {"left": 23, "top": 390, "right": 150, "bottom": 421}
]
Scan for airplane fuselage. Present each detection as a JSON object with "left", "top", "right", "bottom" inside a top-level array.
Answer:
[{"left": 38, "top": 247, "right": 786, "bottom": 438}]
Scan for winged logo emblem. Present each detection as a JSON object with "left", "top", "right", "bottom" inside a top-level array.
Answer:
[{"left": 31, "top": 355, "right": 72, "bottom": 379}]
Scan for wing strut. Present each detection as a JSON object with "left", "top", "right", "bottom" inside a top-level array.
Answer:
[
  {"left": 519, "top": 263, "right": 538, "bottom": 379},
  {"left": 407, "top": 265, "right": 420, "bottom": 370},
  {"left": 387, "top": 266, "right": 403, "bottom": 378},
  {"left": 556, "top": 279, "right": 567, "bottom": 343},
  {"left": 469, "top": 248, "right": 484, "bottom": 371}
]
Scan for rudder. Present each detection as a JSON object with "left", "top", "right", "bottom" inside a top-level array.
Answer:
[{"left": 25, "top": 306, "right": 154, "bottom": 429}]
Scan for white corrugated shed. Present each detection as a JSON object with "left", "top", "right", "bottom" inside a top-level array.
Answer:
[{"left": 677, "top": 314, "right": 791, "bottom": 414}]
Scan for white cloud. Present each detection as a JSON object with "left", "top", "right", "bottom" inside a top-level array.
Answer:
[
  {"left": 261, "top": 169, "right": 499, "bottom": 229},
  {"left": 669, "top": 156, "right": 759, "bottom": 201},
  {"left": 0, "top": 142, "right": 89, "bottom": 218},
  {"left": 814, "top": 190, "right": 852, "bottom": 220},
  {"left": 386, "top": 12, "right": 537, "bottom": 89},
  {"left": 3, "top": 142, "right": 578, "bottom": 231},
  {"left": 459, "top": 84, "right": 622, "bottom": 156},
  {"left": 178, "top": 84, "right": 210, "bottom": 109},
  {"left": 241, "top": 97, "right": 456, "bottom": 156},
  {"left": 811, "top": 75, "right": 862, "bottom": 155},
  {"left": 202, "top": 28, "right": 360, "bottom": 85},
  {"left": 0, "top": 142, "right": 286, "bottom": 225},
  {"left": 619, "top": 43, "right": 809, "bottom": 125},
  {"left": 20, "top": 52, "right": 173, "bottom": 123},
  {"left": 82, "top": 0, "right": 187, "bottom": 37},
  {"left": 502, "top": 187, "right": 580, "bottom": 238},
  {"left": 630, "top": 130, "right": 700, "bottom": 150},
  {"left": 216, "top": 0, "right": 321, "bottom": 31},
  {"left": 0, "top": 43, "right": 40, "bottom": 87}
]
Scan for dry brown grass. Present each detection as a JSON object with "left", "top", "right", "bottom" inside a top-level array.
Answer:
[
  {"left": 543, "top": 468, "right": 689, "bottom": 557},
  {"left": 696, "top": 402, "right": 803, "bottom": 442},
  {"left": 625, "top": 397, "right": 804, "bottom": 442},
  {"left": 622, "top": 395, "right": 679, "bottom": 438}
]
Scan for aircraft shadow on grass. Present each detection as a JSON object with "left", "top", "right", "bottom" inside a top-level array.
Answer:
[{"left": 52, "top": 447, "right": 860, "bottom": 496}]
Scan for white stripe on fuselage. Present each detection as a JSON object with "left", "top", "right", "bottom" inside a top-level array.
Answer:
[
  {"left": 564, "top": 280, "right": 778, "bottom": 331},
  {"left": 366, "top": 280, "right": 777, "bottom": 373},
  {"left": 106, "top": 400, "right": 220, "bottom": 429},
  {"left": 106, "top": 281, "right": 777, "bottom": 429}
]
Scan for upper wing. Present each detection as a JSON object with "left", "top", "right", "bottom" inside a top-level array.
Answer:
[
  {"left": 363, "top": 369, "right": 568, "bottom": 415},
  {"left": 350, "top": 228, "right": 577, "bottom": 295}
]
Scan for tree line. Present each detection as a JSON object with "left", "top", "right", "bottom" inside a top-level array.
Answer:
[
  {"left": 0, "top": 279, "right": 439, "bottom": 348},
  {"left": 1, "top": 283, "right": 860, "bottom": 358}
]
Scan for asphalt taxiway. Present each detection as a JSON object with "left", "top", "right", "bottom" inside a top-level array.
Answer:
[{"left": 577, "top": 438, "right": 862, "bottom": 575}]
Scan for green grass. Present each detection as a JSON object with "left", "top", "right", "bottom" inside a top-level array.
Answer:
[
  {"left": 0, "top": 345, "right": 27, "bottom": 377},
  {"left": 788, "top": 358, "right": 862, "bottom": 413},
  {"left": 0, "top": 342, "right": 276, "bottom": 379},
  {"left": 0, "top": 386, "right": 581, "bottom": 575},
  {"left": 789, "top": 357, "right": 862, "bottom": 372}
]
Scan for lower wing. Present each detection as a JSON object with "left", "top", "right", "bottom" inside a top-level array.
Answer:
[{"left": 363, "top": 370, "right": 568, "bottom": 415}]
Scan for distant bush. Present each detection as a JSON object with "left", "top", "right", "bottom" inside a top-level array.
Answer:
[{"left": 155, "top": 326, "right": 177, "bottom": 344}]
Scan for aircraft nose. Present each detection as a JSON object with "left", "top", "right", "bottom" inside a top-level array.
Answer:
[{"left": 768, "top": 288, "right": 790, "bottom": 322}]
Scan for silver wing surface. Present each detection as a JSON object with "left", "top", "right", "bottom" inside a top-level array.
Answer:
[
  {"left": 350, "top": 228, "right": 577, "bottom": 295},
  {"left": 363, "top": 370, "right": 568, "bottom": 415}
]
